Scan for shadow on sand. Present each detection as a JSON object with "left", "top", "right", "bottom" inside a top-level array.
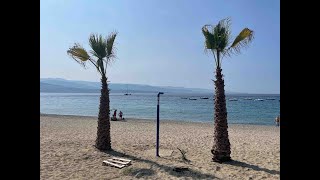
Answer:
[
  {"left": 102, "top": 149, "right": 219, "bottom": 179},
  {"left": 225, "top": 160, "right": 280, "bottom": 175}
]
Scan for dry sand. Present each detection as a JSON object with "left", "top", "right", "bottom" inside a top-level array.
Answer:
[{"left": 40, "top": 114, "right": 280, "bottom": 180}]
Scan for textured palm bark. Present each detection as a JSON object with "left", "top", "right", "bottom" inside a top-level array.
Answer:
[
  {"left": 95, "top": 75, "right": 111, "bottom": 150},
  {"left": 211, "top": 68, "right": 231, "bottom": 162}
]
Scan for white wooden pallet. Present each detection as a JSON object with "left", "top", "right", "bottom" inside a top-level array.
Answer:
[{"left": 102, "top": 157, "right": 131, "bottom": 169}]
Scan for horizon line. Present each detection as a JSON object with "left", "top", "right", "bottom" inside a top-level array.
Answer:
[{"left": 40, "top": 77, "right": 280, "bottom": 95}]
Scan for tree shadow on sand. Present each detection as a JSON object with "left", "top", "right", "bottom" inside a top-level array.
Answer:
[
  {"left": 102, "top": 150, "right": 219, "bottom": 179},
  {"left": 122, "top": 167, "right": 155, "bottom": 178},
  {"left": 225, "top": 160, "right": 280, "bottom": 175},
  {"left": 111, "top": 119, "right": 127, "bottom": 123}
]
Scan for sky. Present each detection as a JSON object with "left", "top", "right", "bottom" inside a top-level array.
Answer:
[{"left": 40, "top": 0, "right": 280, "bottom": 94}]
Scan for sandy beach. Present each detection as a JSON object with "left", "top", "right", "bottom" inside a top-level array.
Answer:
[{"left": 40, "top": 114, "right": 280, "bottom": 179}]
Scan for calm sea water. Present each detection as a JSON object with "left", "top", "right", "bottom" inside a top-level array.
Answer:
[{"left": 40, "top": 93, "right": 280, "bottom": 126}]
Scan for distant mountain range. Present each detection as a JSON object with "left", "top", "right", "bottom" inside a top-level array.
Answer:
[{"left": 40, "top": 78, "right": 243, "bottom": 94}]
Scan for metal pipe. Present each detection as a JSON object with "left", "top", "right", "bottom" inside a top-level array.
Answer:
[{"left": 156, "top": 92, "right": 163, "bottom": 157}]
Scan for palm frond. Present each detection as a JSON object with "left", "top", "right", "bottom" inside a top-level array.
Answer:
[
  {"left": 202, "top": 25, "right": 216, "bottom": 52},
  {"left": 214, "top": 17, "right": 231, "bottom": 52},
  {"left": 89, "top": 34, "right": 107, "bottom": 59},
  {"left": 202, "top": 18, "right": 232, "bottom": 67},
  {"left": 67, "top": 43, "right": 90, "bottom": 68},
  {"left": 227, "top": 28, "right": 254, "bottom": 55},
  {"left": 105, "top": 31, "right": 117, "bottom": 62}
]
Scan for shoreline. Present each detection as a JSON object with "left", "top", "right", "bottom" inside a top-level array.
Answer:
[{"left": 40, "top": 113, "right": 276, "bottom": 127}]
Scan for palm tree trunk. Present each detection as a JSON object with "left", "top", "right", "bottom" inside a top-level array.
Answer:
[
  {"left": 95, "top": 75, "right": 111, "bottom": 150},
  {"left": 211, "top": 67, "right": 231, "bottom": 162}
]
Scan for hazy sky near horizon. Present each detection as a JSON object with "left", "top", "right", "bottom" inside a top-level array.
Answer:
[{"left": 41, "top": 0, "right": 280, "bottom": 94}]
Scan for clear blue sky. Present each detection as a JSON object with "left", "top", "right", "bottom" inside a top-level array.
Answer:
[{"left": 40, "top": 0, "right": 279, "bottom": 94}]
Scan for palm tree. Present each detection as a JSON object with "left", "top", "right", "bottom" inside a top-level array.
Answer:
[
  {"left": 202, "top": 18, "right": 254, "bottom": 162},
  {"left": 67, "top": 32, "right": 118, "bottom": 151}
]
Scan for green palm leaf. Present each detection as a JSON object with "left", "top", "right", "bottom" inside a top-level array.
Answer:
[
  {"left": 213, "top": 18, "right": 231, "bottom": 52},
  {"left": 202, "top": 25, "right": 216, "bottom": 51},
  {"left": 67, "top": 43, "right": 90, "bottom": 68},
  {"left": 106, "top": 31, "right": 118, "bottom": 60},
  {"left": 202, "top": 18, "right": 232, "bottom": 67},
  {"left": 89, "top": 34, "right": 108, "bottom": 59}
]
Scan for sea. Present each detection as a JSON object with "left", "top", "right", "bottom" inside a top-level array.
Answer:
[{"left": 40, "top": 93, "right": 280, "bottom": 126}]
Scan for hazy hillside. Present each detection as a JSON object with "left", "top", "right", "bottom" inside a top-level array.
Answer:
[
  {"left": 40, "top": 78, "right": 242, "bottom": 94},
  {"left": 40, "top": 82, "right": 99, "bottom": 93}
]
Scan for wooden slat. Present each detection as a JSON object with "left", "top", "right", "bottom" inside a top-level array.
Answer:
[
  {"left": 112, "top": 157, "right": 131, "bottom": 163},
  {"left": 102, "top": 160, "right": 125, "bottom": 168},
  {"left": 107, "top": 159, "right": 131, "bottom": 165}
]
